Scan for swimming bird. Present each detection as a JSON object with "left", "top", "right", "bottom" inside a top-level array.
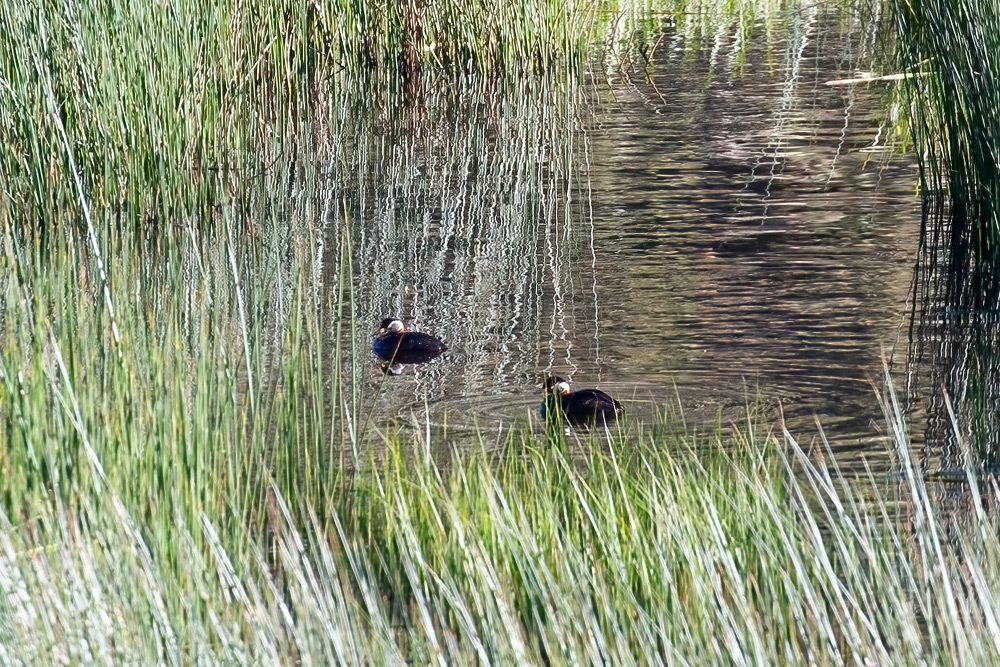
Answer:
[
  {"left": 543, "top": 376, "right": 623, "bottom": 426},
  {"left": 372, "top": 317, "right": 447, "bottom": 365}
]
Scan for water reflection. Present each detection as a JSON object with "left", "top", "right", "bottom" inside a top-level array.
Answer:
[
  {"left": 907, "top": 194, "right": 1000, "bottom": 471},
  {"left": 305, "top": 11, "right": 923, "bottom": 463},
  {"left": 307, "top": 72, "right": 597, "bottom": 427},
  {"left": 571, "top": 13, "right": 920, "bottom": 451}
]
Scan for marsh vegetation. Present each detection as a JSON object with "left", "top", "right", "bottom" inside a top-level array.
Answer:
[{"left": 2, "top": 0, "right": 1000, "bottom": 662}]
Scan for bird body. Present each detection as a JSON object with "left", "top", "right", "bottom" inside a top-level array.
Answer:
[
  {"left": 543, "top": 376, "right": 623, "bottom": 426},
  {"left": 372, "top": 317, "right": 447, "bottom": 365}
]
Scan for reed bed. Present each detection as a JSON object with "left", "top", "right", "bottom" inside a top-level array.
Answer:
[
  {"left": 0, "top": 0, "right": 599, "bottom": 247},
  {"left": 1, "top": 180, "right": 998, "bottom": 662},
  {"left": 4, "top": 339, "right": 1000, "bottom": 664},
  {"left": 2, "top": 0, "right": 997, "bottom": 663}
]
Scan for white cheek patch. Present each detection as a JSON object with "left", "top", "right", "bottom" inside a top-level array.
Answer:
[
  {"left": 387, "top": 320, "right": 404, "bottom": 333},
  {"left": 556, "top": 381, "right": 571, "bottom": 394}
]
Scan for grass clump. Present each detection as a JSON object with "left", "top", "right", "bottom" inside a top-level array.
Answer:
[{"left": 892, "top": 0, "right": 1000, "bottom": 216}]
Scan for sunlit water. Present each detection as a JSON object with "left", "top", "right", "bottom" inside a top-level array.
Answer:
[{"left": 333, "top": 11, "right": 922, "bottom": 462}]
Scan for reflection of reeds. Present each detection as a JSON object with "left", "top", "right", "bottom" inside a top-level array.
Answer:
[
  {"left": 311, "top": 73, "right": 596, "bottom": 406},
  {"left": 909, "top": 196, "right": 1000, "bottom": 467}
]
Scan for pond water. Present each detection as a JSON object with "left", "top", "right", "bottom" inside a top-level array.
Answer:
[{"left": 335, "top": 9, "right": 922, "bottom": 460}]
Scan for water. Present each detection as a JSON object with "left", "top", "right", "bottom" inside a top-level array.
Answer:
[
  {"left": 331, "top": 10, "right": 922, "bottom": 459},
  {"left": 581, "top": 19, "right": 920, "bottom": 447}
]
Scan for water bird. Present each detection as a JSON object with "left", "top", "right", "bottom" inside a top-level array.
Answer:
[
  {"left": 372, "top": 317, "right": 447, "bottom": 365},
  {"left": 543, "top": 376, "right": 623, "bottom": 426}
]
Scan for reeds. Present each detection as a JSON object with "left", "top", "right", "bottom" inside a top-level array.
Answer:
[
  {"left": 4, "top": 0, "right": 998, "bottom": 662},
  {"left": 4, "top": 353, "right": 1000, "bottom": 662},
  {"left": 0, "top": 0, "right": 600, "bottom": 245},
  {"left": 890, "top": 0, "right": 1000, "bottom": 459}
]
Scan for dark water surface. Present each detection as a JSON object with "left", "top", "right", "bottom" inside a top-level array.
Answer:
[{"left": 344, "top": 11, "right": 921, "bottom": 460}]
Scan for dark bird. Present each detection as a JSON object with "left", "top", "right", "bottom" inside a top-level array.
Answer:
[
  {"left": 372, "top": 317, "right": 447, "bottom": 365},
  {"left": 543, "top": 376, "right": 623, "bottom": 426}
]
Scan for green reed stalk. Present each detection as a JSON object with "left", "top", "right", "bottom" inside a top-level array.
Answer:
[{"left": 891, "top": 0, "right": 1000, "bottom": 459}]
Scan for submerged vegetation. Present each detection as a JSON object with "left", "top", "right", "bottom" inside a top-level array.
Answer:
[{"left": 2, "top": 0, "right": 1000, "bottom": 662}]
